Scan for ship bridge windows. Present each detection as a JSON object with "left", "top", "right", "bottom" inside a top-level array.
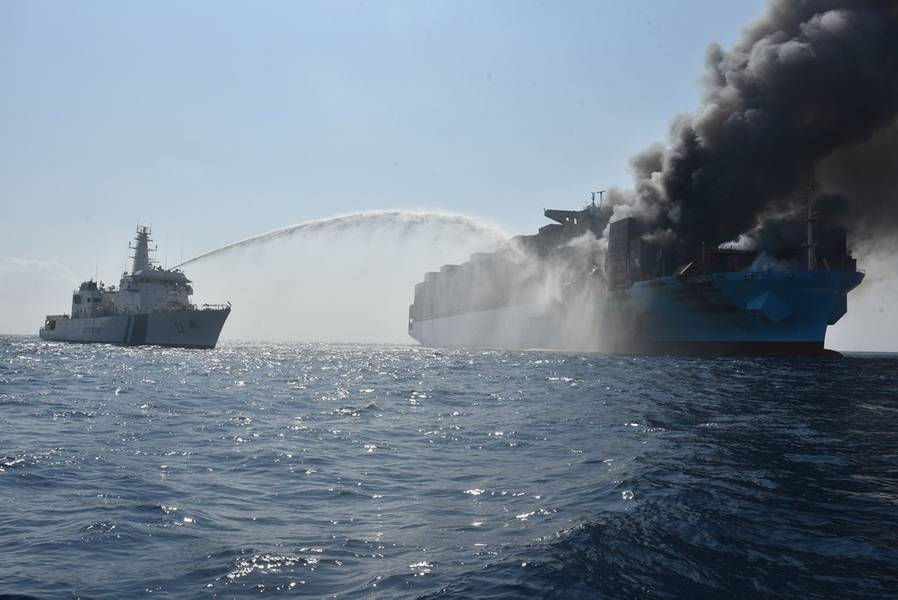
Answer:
[
  {"left": 136, "top": 276, "right": 182, "bottom": 287},
  {"left": 73, "top": 295, "right": 82, "bottom": 304}
]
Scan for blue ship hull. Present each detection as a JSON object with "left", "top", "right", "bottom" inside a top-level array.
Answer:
[{"left": 604, "top": 269, "right": 864, "bottom": 356}]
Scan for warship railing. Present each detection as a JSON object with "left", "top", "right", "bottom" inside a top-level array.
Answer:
[{"left": 198, "top": 303, "right": 231, "bottom": 311}]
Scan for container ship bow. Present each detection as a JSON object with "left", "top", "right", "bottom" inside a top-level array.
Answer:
[{"left": 408, "top": 198, "right": 863, "bottom": 356}]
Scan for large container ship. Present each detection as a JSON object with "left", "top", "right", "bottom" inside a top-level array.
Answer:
[
  {"left": 408, "top": 198, "right": 864, "bottom": 355},
  {"left": 39, "top": 226, "right": 230, "bottom": 349}
]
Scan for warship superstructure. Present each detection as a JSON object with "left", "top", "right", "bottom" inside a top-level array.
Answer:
[
  {"left": 408, "top": 197, "right": 864, "bottom": 355},
  {"left": 39, "top": 226, "right": 230, "bottom": 348}
]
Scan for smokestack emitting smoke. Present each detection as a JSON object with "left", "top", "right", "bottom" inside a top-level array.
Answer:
[{"left": 609, "top": 0, "right": 898, "bottom": 250}]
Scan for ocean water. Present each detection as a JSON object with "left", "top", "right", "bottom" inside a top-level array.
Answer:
[{"left": 1, "top": 336, "right": 897, "bottom": 599}]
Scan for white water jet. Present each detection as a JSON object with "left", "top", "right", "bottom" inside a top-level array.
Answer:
[
  {"left": 177, "top": 210, "right": 506, "bottom": 268},
  {"left": 180, "top": 209, "right": 507, "bottom": 343}
]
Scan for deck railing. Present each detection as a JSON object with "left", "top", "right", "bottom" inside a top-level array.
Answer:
[{"left": 199, "top": 303, "right": 231, "bottom": 311}]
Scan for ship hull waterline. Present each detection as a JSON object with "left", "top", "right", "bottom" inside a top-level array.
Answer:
[
  {"left": 408, "top": 270, "right": 864, "bottom": 357},
  {"left": 39, "top": 308, "right": 230, "bottom": 349}
]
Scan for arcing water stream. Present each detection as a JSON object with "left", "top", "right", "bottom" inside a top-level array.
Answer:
[
  {"left": 179, "top": 210, "right": 507, "bottom": 343},
  {"left": 177, "top": 210, "right": 506, "bottom": 268}
]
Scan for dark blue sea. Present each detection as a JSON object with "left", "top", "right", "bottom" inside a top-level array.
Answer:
[{"left": 2, "top": 336, "right": 897, "bottom": 599}]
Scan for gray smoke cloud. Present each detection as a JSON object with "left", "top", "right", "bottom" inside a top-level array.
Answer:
[
  {"left": 609, "top": 0, "right": 898, "bottom": 251},
  {"left": 817, "top": 116, "right": 898, "bottom": 247}
]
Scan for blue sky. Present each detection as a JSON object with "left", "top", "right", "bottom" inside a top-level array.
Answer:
[{"left": 2, "top": 1, "right": 762, "bottom": 262}]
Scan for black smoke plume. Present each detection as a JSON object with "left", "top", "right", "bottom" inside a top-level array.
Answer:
[{"left": 610, "top": 0, "right": 898, "bottom": 252}]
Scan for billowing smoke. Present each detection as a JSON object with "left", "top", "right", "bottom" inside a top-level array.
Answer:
[
  {"left": 817, "top": 117, "right": 898, "bottom": 248},
  {"left": 608, "top": 0, "right": 898, "bottom": 251}
]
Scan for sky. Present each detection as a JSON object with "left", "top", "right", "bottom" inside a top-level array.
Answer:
[{"left": 4, "top": 0, "right": 892, "bottom": 350}]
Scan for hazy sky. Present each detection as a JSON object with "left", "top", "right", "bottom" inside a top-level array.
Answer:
[
  {"left": 11, "top": 1, "right": 889, "bottom": 350},
  {"left": 2, "top": 1, "right": 761, "bottom": 259}
]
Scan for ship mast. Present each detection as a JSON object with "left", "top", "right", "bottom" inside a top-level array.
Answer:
[{"left": 130, "top": 225, "right": 156, "bottom": 273}]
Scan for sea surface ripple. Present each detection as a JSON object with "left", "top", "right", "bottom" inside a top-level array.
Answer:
[{"left": 1, "top": 336, "right": 897, "bottom": 598}]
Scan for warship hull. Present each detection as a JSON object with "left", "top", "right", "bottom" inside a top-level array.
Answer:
[
  {"left": 39, "top": 308, "right": 230, "bottom": 349},
  {"left": 408, "top": 270, "right": 863, "bottom": 356}
]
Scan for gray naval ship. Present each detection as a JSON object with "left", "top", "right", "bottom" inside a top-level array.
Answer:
[{"left": 39, "top": 226, "right": 230, "bottom": 348}]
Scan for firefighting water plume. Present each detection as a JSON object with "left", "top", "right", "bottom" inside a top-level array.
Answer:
[
  {"left": 608, "top": 0, "right": 898, "bottom": 250},
  {"left": 176, "top": 210, "right": 506, "bottom": 268},
  {"left": 180, "top": 210, "right": 506, "bottom": 342}
]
